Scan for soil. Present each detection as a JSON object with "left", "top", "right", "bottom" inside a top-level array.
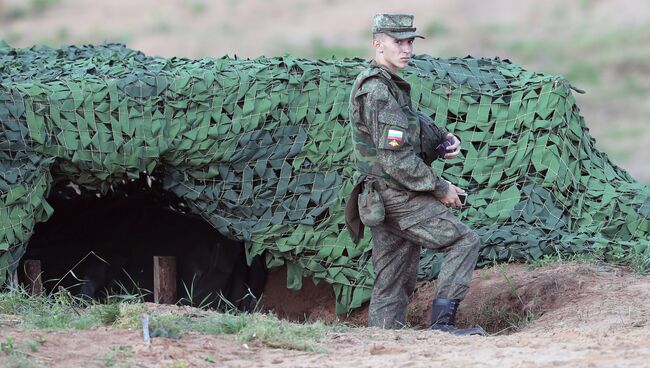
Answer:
[{"left": 3, "top": 262, "right": 650, "bottom": 367}]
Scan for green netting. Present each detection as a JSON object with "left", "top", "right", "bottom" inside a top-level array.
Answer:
[{"left": 1, "top": 43, "right": 648, "bottom": 313}]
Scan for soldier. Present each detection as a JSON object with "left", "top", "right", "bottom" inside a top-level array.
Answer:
[{"left": 345, "top": 13, "right": 486, "bottom": 336}]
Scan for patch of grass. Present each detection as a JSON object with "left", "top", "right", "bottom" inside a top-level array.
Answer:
[
  {"left": 0, "top": 336, "right": 46, "bottom": 368},
  {"left": 103, "top": 345, "right": 133, "bottom": 368},
  {"left": 624, "top": 242, "right": 650, "bottom": 275},
  {"left": 0, "top": 285, "right": 151, "bottom": 331},
  {"left": 189, "top": 312, "right": 339, "bottom": 352},
  {"left": 162, "top": 361, "right": 189, "bottom": 368},
  {"left": 105, "top": 271, "right": 152, "bottom": 304},
  {"left": 111, "top": 303, "right": 148, "bottom": 329},
  {"left": 178, "top": 276, "right": 215, "bottom": 309},
  {"left": 525, "top": 252, "right": 605, "bottom": 270},
  {"left": 472, "top": 299, "right": 512, "bottom": 333},
  {"left": 0, "top": 287, "right": 90, "bottom": 330},
  {"left": 505, "top": 309, "right": 539, "bottom": 333},
  {"left": 1, "top": 286, "right": 341, "bottom": 352},
  {"left": 148, "top": 313, "right": 183, "bottom": 339}
]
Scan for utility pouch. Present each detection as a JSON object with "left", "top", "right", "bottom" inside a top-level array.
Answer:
[{"left": 358, "top": 180, "right": 385, "bottom": 227}]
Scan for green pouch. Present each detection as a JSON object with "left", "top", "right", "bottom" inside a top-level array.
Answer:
[{"left": 358, "top": 181, "right": 385, "bottom": 227}]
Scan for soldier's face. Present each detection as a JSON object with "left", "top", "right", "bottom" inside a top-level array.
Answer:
[{"left": 376, "top": 35, "right": 414, "bottom": 72}]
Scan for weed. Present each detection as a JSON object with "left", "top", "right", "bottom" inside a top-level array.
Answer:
[
  {"left": 162, "top": 361, "right": 189, "bottom": 368},
  {"left": 103, "top": 345, "right": 132, "bottom": 368},
  {"left": 188, "top": 312, "right": 337, "bottom": 352},
  {"left": 525, "top": 252, "right": 603, "bottom": 270},
  {"left": 0, "top": 336, "right": 46, "bottom": 368},
  {"left": 91, "top": 303, "right": 122, "bottom": 325},
  {"left": 498, "top": 264, "right": 524, "bottom": 306},
  {"left": 1, "top": 336, "right": 15, "bottom": 354},
  {"left": 112, "top": 303, "right": 148, "bottom": 329},
  {"left": 507, "top": 309, "right": 538, "bottom": 332},
  {"left": 179, "top": 275, "right": 214, "bottom": 309},
  {"left": 106, "top": 270, "right": 152, "bottom": 304},
  {"left": 148, "top": 313, "right": 184, "bottom": 339},
  {"left": 0, "top": 286, "right": 95, "bottom": 330}
]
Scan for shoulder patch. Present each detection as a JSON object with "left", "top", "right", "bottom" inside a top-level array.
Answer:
[{"left": 387, "top": 128, "right": 405, "bottom": 148}]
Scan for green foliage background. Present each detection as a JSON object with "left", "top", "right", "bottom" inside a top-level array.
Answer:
[{"left": 0, "top": 43, "right": 648, "bottom": 313}]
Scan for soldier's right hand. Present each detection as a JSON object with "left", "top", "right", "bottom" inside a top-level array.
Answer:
[{"left": 440, "top": 184, "right": 465, "bottom": 209}]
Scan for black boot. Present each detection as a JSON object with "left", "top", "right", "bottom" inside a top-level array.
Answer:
[{"left": 430, "top": 298, "right": 487, "bottom": 336}]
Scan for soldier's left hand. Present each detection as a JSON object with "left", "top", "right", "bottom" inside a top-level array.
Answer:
[{"left": 444, "top": 134, "right": 461, "bottom": 159}]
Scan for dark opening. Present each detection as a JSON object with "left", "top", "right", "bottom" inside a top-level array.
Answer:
[{"left": 21, "top": 174, "right": 267, "bottom": 311}]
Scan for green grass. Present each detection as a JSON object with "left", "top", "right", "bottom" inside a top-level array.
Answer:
[
  {"left": 0, "top": 336, "right": 47, "bottom": 368},
  {"left": 187, "top": 312, "right": 337, "bottom": 352},
  {"left": 0, "top": 286, "right": 343, "bottom": 352},
  {"left": 524, "top": 252, "right": 601, "bottom": 269}
]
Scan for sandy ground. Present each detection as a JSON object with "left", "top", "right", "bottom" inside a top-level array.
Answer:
[{"left": 2, "top": 262, "right": 650, "bottom": 367}]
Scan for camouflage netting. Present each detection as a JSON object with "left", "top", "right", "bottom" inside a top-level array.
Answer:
[{"left": 1, "top": 43, "right": 649, "bottom": 313}]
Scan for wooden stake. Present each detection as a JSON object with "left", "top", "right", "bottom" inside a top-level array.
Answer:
[
  {"left": 153, "top": 256, "right": 176, "bottom": 304},
  {"left": 24, "top": 260, "right": 43, "bottom": 295}
]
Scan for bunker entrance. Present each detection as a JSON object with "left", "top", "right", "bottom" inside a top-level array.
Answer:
[{"left": 19, "top": 174, "right": 266, "bottom": 311}]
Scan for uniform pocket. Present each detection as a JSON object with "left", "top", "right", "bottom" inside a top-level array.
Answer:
[{"left": 358, "top": 182, "right": 385, "bottom": 227}]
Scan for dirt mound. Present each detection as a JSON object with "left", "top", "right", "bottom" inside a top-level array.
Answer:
[{"left": 261, "top": 261, "right": 640, "bottom": 334}]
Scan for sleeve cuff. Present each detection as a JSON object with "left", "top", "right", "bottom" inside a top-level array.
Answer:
[{"left": 433, "top": 178, "right": 450, "bottom": 199}]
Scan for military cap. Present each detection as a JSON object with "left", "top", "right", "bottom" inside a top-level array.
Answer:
[{"left": 372, "top": 14, "right": 424, "bottom": 40}]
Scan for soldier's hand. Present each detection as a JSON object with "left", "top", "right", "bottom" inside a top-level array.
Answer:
[
  {"left": 444, "top": 134, "right": 461, "bottom": 159},
  {"left": 440, "top": 184, "right": 466, "bottom": 209}
]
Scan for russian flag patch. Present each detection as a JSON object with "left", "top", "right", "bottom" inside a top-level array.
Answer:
[
  {"left": 387, "top": 129, "right": 404, "bottom": 148},
  {"left": 387, "top": 129, "right": 404, "bottom": 141}
]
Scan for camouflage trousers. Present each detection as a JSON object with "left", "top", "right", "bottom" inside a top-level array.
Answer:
[{"left": 367, "top": 184, "right": 481, "bottom": 329}]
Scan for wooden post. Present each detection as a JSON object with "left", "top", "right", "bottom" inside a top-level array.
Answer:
[
  {"left": 23, "top": 260, "right": 43, "bottom": 296},
  {"left": 153, "top": 256, "right": 176, "bottom": 304}
]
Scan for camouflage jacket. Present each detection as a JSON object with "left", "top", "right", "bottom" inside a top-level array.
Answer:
[{"left": 348, "top": 61, "right": 449, "bottom": 196}]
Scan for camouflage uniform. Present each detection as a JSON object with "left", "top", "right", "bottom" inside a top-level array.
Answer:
[{"left": 347, "top": 60, "right": 481, "bottom": 329}]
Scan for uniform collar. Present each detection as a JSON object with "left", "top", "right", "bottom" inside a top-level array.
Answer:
[{"left": 369, "top": 60, "right": 411, "bottom": 93}]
